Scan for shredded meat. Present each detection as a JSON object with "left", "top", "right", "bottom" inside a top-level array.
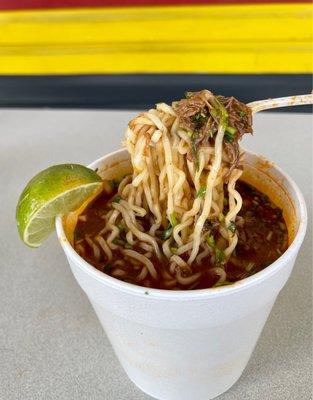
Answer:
[
  {"left": 224, "top": 140, "right": 242, "bottom": 177},
  {"left": 176, "top": 92, "right": 208, "bottom": 129},
  {"left": 236, "top": 225, "right": 247, "bottom": 246},
  {"left": 204, "top": 218, "right": 220, "bottom": 231},
  {"left": 235, "top": 215, "right": 245, "bottom": 228},
  {"left": 174, "top": 90, "right": 253, "bottom": 176},
  {"left": 237, "top": 214, "right": 266, "bottom": 251},
  {"left": 218, "top": 95, "right": 253, "bottom": 140}
]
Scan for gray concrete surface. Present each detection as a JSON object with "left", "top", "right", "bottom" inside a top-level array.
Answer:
[{"left": 0, "top": 109, "right": 312, "bottom": 400}]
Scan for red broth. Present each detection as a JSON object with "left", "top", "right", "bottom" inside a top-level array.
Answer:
[{"left": 74, "top": 181, "right": 288, "bottom": 290}]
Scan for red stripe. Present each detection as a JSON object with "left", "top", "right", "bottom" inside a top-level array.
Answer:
[{"left": 0, "top": 0, "right": 309, "bottom": 11}]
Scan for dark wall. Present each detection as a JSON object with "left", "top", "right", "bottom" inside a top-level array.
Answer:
[{"left": 0, "top": 74, "right": 311, "bottom": 112}]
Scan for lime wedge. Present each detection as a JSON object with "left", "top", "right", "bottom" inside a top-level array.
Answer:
[{"left": 16, "top": 164, "right": 103, "bottom": 247}]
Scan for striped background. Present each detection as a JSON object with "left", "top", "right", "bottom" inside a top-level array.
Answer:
[{"left": 0, "top": 1, "right": 311, "bottom": 109}]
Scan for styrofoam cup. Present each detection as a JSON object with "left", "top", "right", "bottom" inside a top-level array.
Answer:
[{"left": 56, "top": 149, "right": 307, "bottom": 400}]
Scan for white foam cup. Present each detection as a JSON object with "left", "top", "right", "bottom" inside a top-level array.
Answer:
[{"left": 56, "top": 149, "right": 307, "bottom": 400}]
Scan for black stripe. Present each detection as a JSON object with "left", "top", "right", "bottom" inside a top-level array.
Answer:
[{"left": 0, "top": 74, "right": 311, "bottom": 112}]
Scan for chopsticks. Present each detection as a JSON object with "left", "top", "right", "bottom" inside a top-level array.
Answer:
[{"left": 248, "top": 93, "right": 313, "bottom": 114}]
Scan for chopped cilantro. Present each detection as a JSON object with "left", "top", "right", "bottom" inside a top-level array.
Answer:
[
  {"left": 191, "top": 134, "right": 200, "bottom": 169},
  {"left": 103, "top": 264, "right": 112, "bottom": 273},
  {"left": 185, "top": 91, "right": 193, "bottom": 98},
  {"left": 224, "top": 131, "right": 234, "bottom": 143},
  {"left": 161, "top": 214, "right": 179, "bottom": 240},
  {"left": 228, "top": 221, "right": 236, "bottom": 233},
  {"left": 224, "top": 126, "right": 237, "bottom": 142},
  {"left": 113, "top": 237, "right": 125, "bottom": 246},
  {"left": 197, "top": 186, "right": 206, "bottom": 198},
  {"left": 113, "top": 237, "right": 133, "bottom": 249},
  {"left": 192, "top": 112, "right": 206, "bottom": 122},
  {"left": 169, "top": 213, "right": 178, "bottom": 228},
  {"left": 109, "top": 176, "right": 126, "bottom": 189},
  {"left": 245, "top": 262, "right": 255, "bottom": 272},
  {"left": 215, "top": 248, "right": 226, "bottom": 264},
  {"left": 170, "top": 247, "right": 177, "bottom": 254},
  {"left": 206, "top": 235, "right": 215, "bottom": 248},
  {"left": 212, "top": 96, "right": 228, "bottom": 129},
  {"left": 112, "top": 195, "right": 121, "bottom": 203},
  {"left": 205, "top": 235, "right": 225, "bottom": 264},
  {"left": 117, "top": 224, "right": 124, "bottom": 232},
  {"left": 186, "top": 130, "right": 194, "bottom": 138},
  {"left": 208, "top": 129, "right": 215, "bottom": 138},
  {"left": 226, "top": 125, "right": 236, "bottom": 135},
  {"left": 210, "top": 108, "right": 218, "bottom": 118},
  {"left": 162, "top": 224, "right": 173, "bottom": 240}
]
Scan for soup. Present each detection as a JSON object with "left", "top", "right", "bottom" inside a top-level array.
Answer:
[
  {"left": 71, "top": 89, "right": 288, "bottom": 290},
  {"left": 73, "top": 179, "right": 287, "bottom": 290}
]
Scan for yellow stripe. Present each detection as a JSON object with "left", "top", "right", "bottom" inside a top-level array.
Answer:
[{"left": 0, "top": 4, "right": 312, "bottom": 74}]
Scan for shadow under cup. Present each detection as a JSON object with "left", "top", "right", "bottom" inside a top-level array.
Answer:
[{"left": 56, "top": 149, "right": 307, "bottom": 400}]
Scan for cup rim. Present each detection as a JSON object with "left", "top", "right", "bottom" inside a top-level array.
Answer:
[{"left": 55, "top": 148, "right": 307, "bottom": 300}]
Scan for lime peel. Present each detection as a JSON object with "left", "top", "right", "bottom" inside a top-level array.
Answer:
[{"left": 16, "top": 164, "right": 103, "bottom": 247}]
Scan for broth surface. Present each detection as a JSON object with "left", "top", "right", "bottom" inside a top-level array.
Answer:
[{"left": 73, "top": 181, "right": 288, "bottom": 290}]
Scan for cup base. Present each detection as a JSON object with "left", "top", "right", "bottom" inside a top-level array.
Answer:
[{"left": 126, "top": 368, "right": 242, "bottom": 400}]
